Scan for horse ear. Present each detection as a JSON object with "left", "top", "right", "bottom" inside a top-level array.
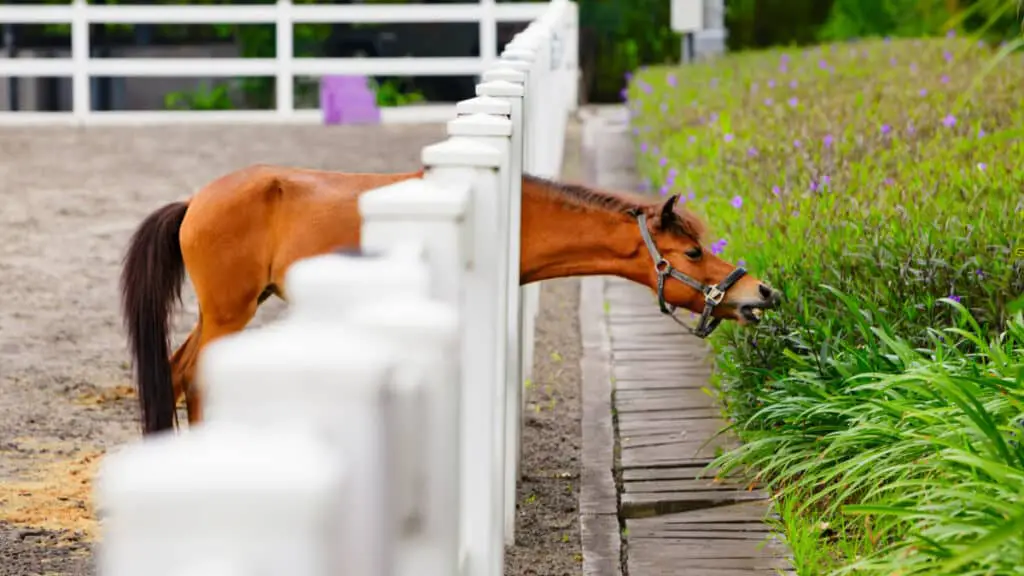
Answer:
[{"left": 659, "top": 195, "right": 679, "bottom": 227}]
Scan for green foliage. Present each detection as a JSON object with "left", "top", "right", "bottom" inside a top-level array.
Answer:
[
  {"left": 163, "top": 81, "right": 234, "bottom": 110},
  {"left": 369, "top": 79, "right": 426, "bottom": 107},
  {"left": 628, "top": 37, "right": 1024, "bottom": 574}
]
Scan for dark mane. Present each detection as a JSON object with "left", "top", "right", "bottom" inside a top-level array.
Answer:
[{"left": 524, "top": 174, "right": 705, "bottom": 242}]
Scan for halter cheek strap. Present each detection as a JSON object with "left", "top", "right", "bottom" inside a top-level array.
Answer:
[{"left": 636, "top": 213, "right": 747, "bottom": 338}]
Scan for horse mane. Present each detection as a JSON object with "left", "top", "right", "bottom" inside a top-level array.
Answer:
[{"left": 523, "top": 174, "right": 705, "bottom": 242}]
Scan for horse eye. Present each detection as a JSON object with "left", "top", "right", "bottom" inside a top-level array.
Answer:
[{"left": 684, "top": 246, "right": 703, "bottom": 260}]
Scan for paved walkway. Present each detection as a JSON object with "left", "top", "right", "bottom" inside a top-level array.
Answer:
[{"left": 577, "top": 107, "right": 793, "bottom": 576}]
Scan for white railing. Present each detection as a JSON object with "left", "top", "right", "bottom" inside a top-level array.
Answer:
[
  {"left": 0, "top": 0, "right": 553, "bottom": 125},
  {"left": 94, "top": 2, "right": 578, "bottom": 575}
]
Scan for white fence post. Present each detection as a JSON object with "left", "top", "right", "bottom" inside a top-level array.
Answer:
[
  {"left": 197, "top": 292, "right": 401, "bottom": 576},
  {"left": 276, "top": 0, "right": 295, "bottom": 117},
  {"left": 96, "top": 422, "right": 348, "bottom": 576},
  {"left": 71, "top": 0, "right": 90, "bottom": 119},
  {"left": 470, "top": 75, "right": 527, "bottom": 544},
  {"left": 358, "top": 177, "right": 472, "bottom": 304},
  {"left": 422, "top": 133, "right": 508, "bottom": 576}
]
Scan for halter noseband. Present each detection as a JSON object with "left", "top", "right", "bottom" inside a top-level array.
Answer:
[{"left": 636, "top": 213, "right": 747, "bottom": 338}]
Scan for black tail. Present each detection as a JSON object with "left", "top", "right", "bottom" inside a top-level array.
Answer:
[{"left": 119, "top": 201, "right": 189, "bottom": 435}]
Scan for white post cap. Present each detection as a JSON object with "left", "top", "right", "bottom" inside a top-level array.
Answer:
[
  {"left": 422, "top": 137, "right": 502, "bottom": 168},
  {"left": 446, "top": 113, "right": 513, "bottom": 137},
  {"left": 456, "top": 95, "right": 512, "bottom": 116}
]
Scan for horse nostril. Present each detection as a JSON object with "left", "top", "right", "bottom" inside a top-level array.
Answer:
[{"left": 758, "top": 284, "right": 774, "bottom": 300}]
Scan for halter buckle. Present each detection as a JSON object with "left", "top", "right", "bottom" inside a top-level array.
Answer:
[{"left": 704, "top": 285, "right": 725, "bottom": 306}]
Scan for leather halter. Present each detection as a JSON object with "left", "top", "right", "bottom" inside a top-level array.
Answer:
[{"left": 636, "top": 213, "right": 747, "bottom": 338}]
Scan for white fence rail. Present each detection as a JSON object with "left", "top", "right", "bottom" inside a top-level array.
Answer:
[
  {"left": 94, "top": 1, "right": 578, "bottom": 575},
  {"left": 0, "top": 0, "right": 553, "bottom": 125}
]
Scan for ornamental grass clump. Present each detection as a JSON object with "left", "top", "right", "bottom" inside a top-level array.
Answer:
[{"left": 628, "top": 36, "right": 1024, "bottom": 575}]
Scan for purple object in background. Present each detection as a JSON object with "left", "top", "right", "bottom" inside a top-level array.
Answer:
[{"left": 320, "top": 75, "right": 381, "bottom": 125}]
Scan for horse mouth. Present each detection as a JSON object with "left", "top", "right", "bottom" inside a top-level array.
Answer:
[{"left": 738, "top": 305, "right": 765, "bottom": 325}]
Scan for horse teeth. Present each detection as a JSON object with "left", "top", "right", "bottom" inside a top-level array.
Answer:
[{"left": 752, "top": 308, "right": 763, "bottom": 319}]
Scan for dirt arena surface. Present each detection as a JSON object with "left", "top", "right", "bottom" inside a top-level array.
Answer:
[{"left": 0, "top": 123, "right": 583, "bottom": 575}]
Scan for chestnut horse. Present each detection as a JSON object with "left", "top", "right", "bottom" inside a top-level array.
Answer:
[{"left": 120, "top": 164, "right": 780, "bottom": 435}]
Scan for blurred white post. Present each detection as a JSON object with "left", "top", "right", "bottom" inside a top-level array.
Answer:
[
  {"left": 96, "top": 423, "right": 347, "bottom": 576},
  {"left": 422, "top": 132, "right": 508, "bottom": 576},
  {"left": 276, "top": 0, "right": 295, "bottom": 116},
  {"left": 694, "top": 0, "right": 726, "bottom": 60},
  {"left": 346, "top": 296, "right": 461, "bottom": 576},
  {"left": 358, "top": 173, "right": 474, "bottom": 576},
  {"left": 197, "top": 296, "right": 401, "bottom": 576},
  {"left": 359, "top": 178, "right": 471, "bottom": 304},
  {"left": 671, "top": 0, "right": 704, "bottom": 63},
  {"left": 70, "top": 0, "right": 89, "bottom": 119},
  {"left": 470, "top": 74, "right": 526, "bottom": 544}
]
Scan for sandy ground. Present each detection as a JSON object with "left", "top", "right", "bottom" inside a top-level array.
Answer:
[{"left": 0, "top": 122, "right": 583, "bottom": 575}]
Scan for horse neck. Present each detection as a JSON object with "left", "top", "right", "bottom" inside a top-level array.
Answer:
[{"left": 519, "top": 180, "right": 648, "bottom": 285}]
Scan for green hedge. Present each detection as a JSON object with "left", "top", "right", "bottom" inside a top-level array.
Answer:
[{"left": 627, "top": 37, "right": 1023, "bottom": 574}]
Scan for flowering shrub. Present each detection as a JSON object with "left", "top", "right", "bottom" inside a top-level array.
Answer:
[{"left": 628, "top": 36, "right": 1024, "bottom": 575}]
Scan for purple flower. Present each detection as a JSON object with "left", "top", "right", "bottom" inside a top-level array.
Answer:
[
  {"left": 793, "top": 139, "right": 802, "bottom": 148},
  {"left": 823, "top": 134, "right": 834, "bottom": 148},
  {"left": 818, "top": 59, "right": 829, "bottom": 69},
  {"left": 790, "top": 80, "right": 798, "bottom": 88},
  {"left": 977, "top": 162, "right": 987, "bottom": 171},
  {"left": 660, "top": 102, "right": 668, "bottom": 113},
  {"left": 771, "top": 185, "right": 781, "bottom": 196},
  {"left": 687, "top": 190, "right": 696, "bottom": 201},
  {"left": 946, "top": 29, "right": 956, "bottom": 38},
  {"left": 919, "top": 88, "right": 928, "bottom": 96},
  {"left": 942, "top": 114, "right": 957, "bottom": 128},
  {"left": 943, "top": 50, "right": 954, "bottom": 62},
  {"left": 768, "top": 79, "right": 776, "bottom": 88},
  {"left": 640, "top": 142, "right": 648, "bottom": 153},
  {"left": 738, "top": 258, "right": 747, "bottom": 268},
  {"left": 724, "top": 133, "right": 734, "bottom": 143},
  {"left": 788, "top": 97, "right": 799, "bottom": 107},
  {"left": 730, "top": 195, "right": 743, "bottom": 209},
  {"left": 708, "top": 112, "right": 719, "bottom": 124},
  {"left": 978, "top": 127, "right": 986, "bottom": 138},
  {"left": 667, "top": 73, "right": 678, "bottom": 88},
  {"left": 688, "top": 135, "right": 697, "bottom": 144},
  {"left": 710, "top": 239, "right": 728, "bottom": 256},
  {"left": 949, "top": 294, "right": 961, "bottom": 303},
  {"left": 659, "top": 157, "right": 668, "bottom": 167},
  {"left": 884, "top": 177, "right": 895, "bottom": 187},
  {"left": 659, "top": 184, "right": 669, "bottom": 196},
  {"left": 764, "top": 97, "right": 774, "bottom": 106},
  {"left": 747, "top": 146, "right": 759, "bottom": 157},
  {"left": 909, "top": 63, "right": 918, "bottom": 73},
  {"left": 625, "top": 71, "right": 633, "bottom": 81},
  {"left": 976, "top": 269, "right": 985, "bottom": 278},
  {"left": 620, "top": 87, "right": 629, "bottom": 101},
  {"left": 941, "top": 75, "right": 950, "bottom": 84},
  {"left": 890, "top": 57, "right": 898, "bottom": 66},
  {"left": 639, "top": 80, "right": 652, "bottom": 94},
  {"left": 668, "top": 167, "right": 679, "bottom": 178}
]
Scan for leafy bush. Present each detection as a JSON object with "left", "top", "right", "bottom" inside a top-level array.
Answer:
[{"left": 627, "top": 37, "right": 1024, "bottom": 574}]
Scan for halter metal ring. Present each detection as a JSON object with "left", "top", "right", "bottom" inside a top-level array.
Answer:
[{"left": 654, "top": 258, "right": 671, "bottom": 274}]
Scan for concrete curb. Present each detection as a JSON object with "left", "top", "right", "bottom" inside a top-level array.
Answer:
[
  {"left": 578, "top": 106, "right": 631, "bottom": 576},
  {"left": 579, "top": 276, "right": 621, "bottom": 576}
]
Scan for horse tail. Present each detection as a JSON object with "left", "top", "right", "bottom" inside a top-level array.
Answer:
[{"left": 119, "top": 200, "right": 190, "bottom": 435}]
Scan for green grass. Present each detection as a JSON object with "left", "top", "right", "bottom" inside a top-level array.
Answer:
[{"left": 628, "top": 36, "right": 1024, "bottom": 575}]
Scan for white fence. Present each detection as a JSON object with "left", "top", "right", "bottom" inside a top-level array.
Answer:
[
  {"left": 0, "top": 0, "right": 553, "bottom": 125},
  {"left": 94, "top": 1, "right": 578, "bottom": 575}
]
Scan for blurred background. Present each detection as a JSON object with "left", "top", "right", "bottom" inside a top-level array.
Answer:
[{"left": 3, "top": 0, "right": 1020, "bottom": 114}]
